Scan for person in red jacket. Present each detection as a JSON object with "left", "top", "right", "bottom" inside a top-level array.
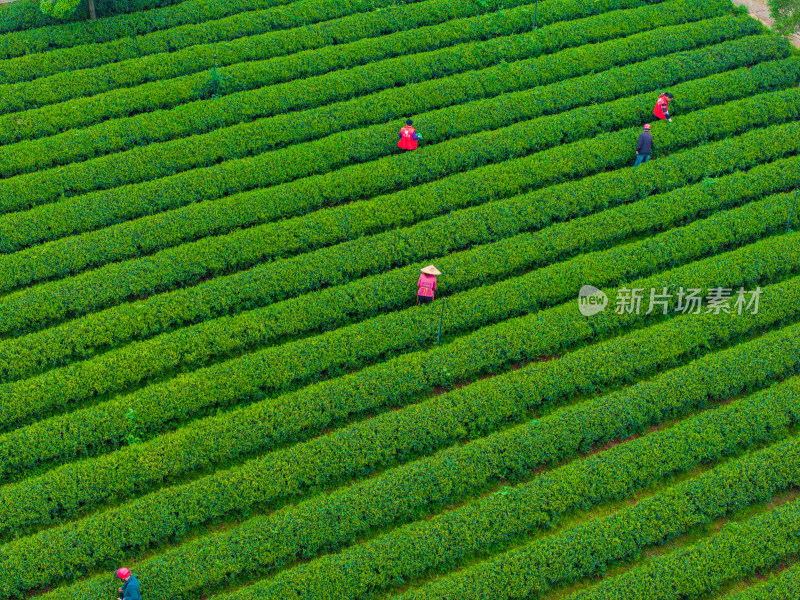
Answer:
[
  {"left": 653, "top": 92, "right": 674, "bottom": 122},
  {"left": 417, "top": 265, "right": 440, "bottom": 304},
  {"left": 398, "top": 119, "right": 421, "bottom": 150}
]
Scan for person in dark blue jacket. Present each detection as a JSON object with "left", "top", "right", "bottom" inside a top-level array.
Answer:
[{"left": 116, "top": 568, "right": 143, "bottom": 600}]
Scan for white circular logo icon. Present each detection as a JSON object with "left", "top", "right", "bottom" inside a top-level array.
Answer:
[{"left": 578, "top": 285, "right": 608, "bottom": 317}]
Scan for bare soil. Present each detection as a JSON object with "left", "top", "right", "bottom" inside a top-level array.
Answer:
[{"left": 731, "top": 0, "right": 800, "bottom": 47}]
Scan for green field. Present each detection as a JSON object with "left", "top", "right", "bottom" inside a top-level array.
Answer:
[{"left": 0, "top": 0, "right": 799, "bottom": 598}]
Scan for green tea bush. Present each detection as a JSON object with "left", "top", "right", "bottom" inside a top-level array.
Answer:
[
  {"left": 393, "top": 437, "right": 800, "bottom": 600},
  {"left": 0, "top": 208, "right": 797, "bottom": 521},
  {"left": 0, "top": 0, "right": 470, "bottom": 83},
  {"left": 2, "top": 13, "right": 775, "bottom": 178},
  {"left": 0, "top": 0, "right": 365, "bottom": 53},
  {"left": 1, "top": 118, "right": 798, "bottom": 395},
  {"left": 2, "top": 284, "right": 800, "bottom": 598},
  {"left": 0, "top": 10, "right": 755, "bottom": 148},
  {"left": 37, "top": 376, "right": 800, "bottom": 600},
  {"left": 3, "top": 158, "right": 799, "bottom": 433},
  {"left": 1, "top": 85, "right": 797, "bottom": 336},
  {"left": 1, "top": 56, "right": 795, "bottom": 297},
  {"left": 721, "top": 563, "right": 800, "bottom": 600}
]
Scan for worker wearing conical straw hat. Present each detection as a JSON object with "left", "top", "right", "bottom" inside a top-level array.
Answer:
[{"left": 417, "top": 265, "right": 440, "bottom": 305}]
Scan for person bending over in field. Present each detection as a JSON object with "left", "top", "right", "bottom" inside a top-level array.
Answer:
[
  {"left": 398, "top": 119, "right": 421, "bottom": 150},
  {"left": 417, "top": 265, "right": 440, "bottom": 304},
  {"left": 653, "top": 92, "right": 674, "bottom": 122},
  {"left": 116, "top": 568, "right": 142, "bottom": 600},
  {"left": 634, "top": 124, "right": 652, "bottom": 167}
]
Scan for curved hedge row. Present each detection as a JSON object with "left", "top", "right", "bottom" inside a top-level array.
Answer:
[
  {"left": 0, "top": 259, "right": 797, "bottom": 533},
  {"left": 0, "top": 1, "right": 792, "bottom": 597},
  {"left": 0, "top": 1, "right": 739, "bottom": 218},
  {"left": 0, "top": 0, "right": 361, "bottom": 57},
  {"left": 5, "top": 61, "right": 793, "bottom": 282},
  {"left": 2, "top": 85, "right": 796, "bottom": 338},
  {"left": 0, "top": 206, "right": 796, "bottom": 519},
  {"left": 231, "top": 414, "right": 800, "bottom": 600},
  {"left": 564, "top": 502, "right": 800, "bottom": 600},
  {"left": 39, "top": 373, "right": 800, "bottom": 600},
  {"left": 0, "top": 0, "right": 661, "bottom": 149},
  {"left": 1, "top": 57, "right": 795, "bottom": 298},
  {"left": 0, "top": 0, "right": 732, "bottom": 207},
  {"left": 0, "top": 0, "right": 190, "bottom": 36},
  {"left": 2, "top": 286, "right": 799, "bottom": 595},
  {"left": 0, "top": 0, "right": 553, "bottom": 115},
  {"left": 389, "top": 436, "right": 800, "bottom": 600},
  {"left": 1, "top": 117, "right": 797, "bottom": 391},
  {"left": 0, "top": 10, "right": 757, "bottom": 151},
  {"left": 2, "top": 152, "right": 798, "bottom": 434},
  {"left": 0, "top": 0, "right": 456, "bottom": 85},
  {"left": 2, "top": 18, "right": 774, "bottom": 181},
  {"left": 722, "top": 563, "right": 800, "bottom": 600}
]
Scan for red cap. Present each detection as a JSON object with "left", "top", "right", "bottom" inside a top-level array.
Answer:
[
  {"left": 643, "top": 124, "right": 651, "bottom": 130},
  {"left": 117, "top": 568, "right": 131, "bottom": 579}
]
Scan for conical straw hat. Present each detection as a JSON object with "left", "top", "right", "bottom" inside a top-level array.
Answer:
[{"left": 420, "top": 265, "right": 441, "bottom": 276}]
